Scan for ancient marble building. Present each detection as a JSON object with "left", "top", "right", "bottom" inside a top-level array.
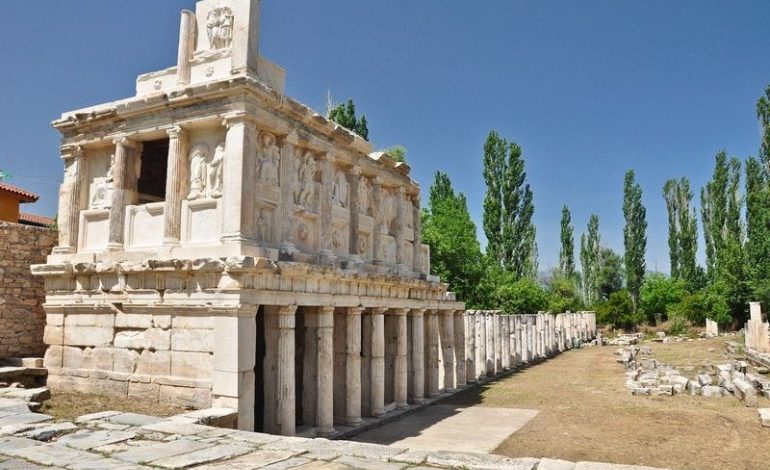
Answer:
[{"left": 32, "top": 0, "right": 465, "bottom": 436}]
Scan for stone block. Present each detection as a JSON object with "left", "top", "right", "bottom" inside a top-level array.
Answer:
[
  {"left": 171, "top": 351, "right": 212, "bottom": 379},
  {"left": 172, "top": 315, "right": 214, "bottom": 329},
  {"left": 696, "top": 374, "right": 712, "bottom": 386},
  {"left": 159, "top": 385, "right": 211, "bottom": 408},
  {"left": 113, "top": 348, "right": 139, "bottom": 374},
  {"left": 733, "top": 378, "right": 758, "bottom": 407},
  {"left": 114, "top": 328, "right": 170, "bottom": 351},
  {"left": 91, "top": 347, "right": 114, "bottom": 371},
  {"left": 64, "top": 314, "right": 114, "bottom": 328},
  {"left": 128, "top": 382, "right": 160, "bottom": 401},
  {"left": 46, "top": 314, "right": 64, "bottom": 326},
  {"left": 539, "top": 459, "right": 576, "bottom": 470},
  {"left": 759, "top": 408, "right": 770, "bottom": 427},
  {"left": 134, "top": 350, "right": 171, "bottom": 377},
  {"left": 63, "top": 326, "right": 113, "bottom": 347},
  {"left": 62, "top": 347, "right": 83, "bottom": 369},
  {"left": 701, "top": 385, "right": 723, "bottom": 398},
  {"left": 42, "top": 326, "right": 64, "bottom": 346},
  {"left": 43, "top": 346, "right": 63, "bottom": 369},
  {"left": 172, "top": 328, "right": 213, "bottom": 352},
  {"left": 114, "top": 313, "right": 153, "bottom": 329}
]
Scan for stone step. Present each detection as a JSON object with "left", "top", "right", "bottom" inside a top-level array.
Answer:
[{"left": 0, "top": 387, "right": 51, "bottom": 404}]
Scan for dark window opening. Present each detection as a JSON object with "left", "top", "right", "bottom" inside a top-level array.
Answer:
[{"left": 137, "top": 138, "right": 169, "bottom": 204}]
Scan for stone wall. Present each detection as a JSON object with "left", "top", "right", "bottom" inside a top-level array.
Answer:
[
  {"left": 0, "top": 221, "right": 56, "bottom": 359},
  {"left": 464, "top": 311, "right": 596, "bottom": 382}
]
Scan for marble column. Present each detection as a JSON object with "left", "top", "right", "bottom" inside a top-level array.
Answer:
[
  {"left": 176, "top": 10, "right": 195, "bottom": 85},
  {"left": 477, "top": 313, "right": 486, "bottom": 379},
  {"left": 163, "top": 126, "right": 188, "bottom": 246},
  {"left": 369, "top": 307, "right": 386, "bottom": 416},
  {"left": 393, "top": 308, "right": 409, "bottom": 409},
  {"left": 276, "top": 305, "right": 296, "bottom": 436},
  {"left": 212, "top": 310, "right": 256, "bottom": 431},
  {"left": 53, "top": 146, "right": 84, "bottom": 254},
  {"left": 440, "top": 310, "right": 455, "bottom": 391},
  {"left": 425, "top": 310, "right": 440, "bottom": 398},
  {"left": 409, "top": 309, "right": 425, "bottom": 404},
  {"left": 485, "top": 312, "right": 495, "bottom": 376},
  {"left": 316, "top": 306, "right": 335, "bottom": 436},
  {"left": 279, "top": 134, "right": 297, "bottom": 254},
  {"left": 453, "top": 310, "right": 466, "bottom": 387},
  {"left": 348, "top": 166, "right": 361, "bottom": 260},
  {"left": 500, "top": 314, "right": 510, "bottom": 370},
  {"left": 345, "top": 307, "right": 363, "bottom": 426},
  {"left": 108, "top": 137, "right": 141, "bottom": 251},
  {"left": 371, "top": 177, "right": 384, "bottom": 265},
  {"left": 411, "top": 194, "right": 422, "bottom": 274}
]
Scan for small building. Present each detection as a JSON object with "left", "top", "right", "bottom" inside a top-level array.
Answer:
[
  {"left": 0, "top": 182, "right": 54, "bottom": 227},
  {"left": 33, "top": 0, "right": 465, "bottom": 436}
]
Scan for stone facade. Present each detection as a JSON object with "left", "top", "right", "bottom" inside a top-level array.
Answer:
[
  {"left": 464, "top": 311, "right": 596, "bottom": 382},
  {"left": 0, "top": 221, "right": 57, "bottom": 359},
  {"left": 32, "top": 0, "right": 464, "bottom": 436}
]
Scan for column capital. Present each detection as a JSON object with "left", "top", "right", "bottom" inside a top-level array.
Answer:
[
  {"left": 388, "top": 308, "right": 409, "bottom": 316},
  {"left": 60, "top": 145, "right": 84, "bottom": 160},
  {"left": 347, "top": 306, "right": 364, "bottom": 316},
  {"left": 368, "top": 307, "right": 387, "bottom": 315},
  {"left": 222, "top": 113, "right": 257, "bottom": 128},
  {"left": 454, "top": 309, "right": 466, "bottom": 317},
  {"left": 277, "top": 305, "right": 297, "bottom": 316},
  {"left": 113, "top": 136, "right": 142, "bottom": 151},
  {"left": 408, "top": 308, "right": 426, "bottom": 317},
  {"left": 166, "top": 125, "right": 187, "bottom": 139}
]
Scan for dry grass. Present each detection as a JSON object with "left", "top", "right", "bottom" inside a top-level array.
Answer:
[
  {"left": 40, "top": 391, "right": 187, "bottom": 421},
  {"left": 446, "top": 337, "right": 770, "bottom": 470}
]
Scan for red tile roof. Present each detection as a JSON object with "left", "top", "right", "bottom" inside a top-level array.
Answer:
[
  {"left": 0, "top": 182, "right": 39, "bottom": 203},
  {"left": 18, "top": 212, "right": 54, "bottom": 227}
]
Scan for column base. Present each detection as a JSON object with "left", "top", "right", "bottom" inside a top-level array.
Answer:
[
  {"left": 107, "top": 242, "right": 123, "bottom": 251},
  {"left": 345, "top": 419, "right": 364, "bottom": 427},
  {"left": 317, "top": 427, "right": 337, "bottom": 438},
  {"left": 52, "top": 246, "right": 75, "bottom": 255}
]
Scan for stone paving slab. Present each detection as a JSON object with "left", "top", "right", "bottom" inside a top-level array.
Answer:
[{"left": 0, "top": 408, "right": 672, "bottom": 470}]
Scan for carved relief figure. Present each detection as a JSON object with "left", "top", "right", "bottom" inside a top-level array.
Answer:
[
  {"left": 208, "top": 142, "right": 225, "bottom": 198},
  {"left": 332, "top": 230, "right": 342, "bottom": 249},
  {"left": 206, "top": 6, "right": 234, "bottom": 50},
  {"left": 256, "top": 209, "right": 268, "bottom": 242},
  {"left": 90, "top": 154, "right": 115, "bottom": 209},
  {"left": 188, "top": 141, "right": 225, "bottom": 200},
  {"left": 297, "top": 223, "right": 309, "bottom": 242},
  {"left": 293, "top": 150, "right": 316, "bottom": 208},
  {"left": 359, "top": 234, "right": 369, "bottom": 256},
  {"left": 404, "top": 196, "right": 414, "bottom": 229},
  {"left": 332, "top": 170, "right": 348, "bottom": 208},
  {"left": 188, "top": 143, "right": 209, "bottom": 199},
  {"left": 256, "top": 132, "right": 280, "bottom": 186}
]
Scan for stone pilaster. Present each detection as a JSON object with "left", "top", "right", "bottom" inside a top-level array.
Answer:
[
  {"left": 319, "top": 152, "right": 334, "bottom": 263},
  {"left": 425, "top": 310, "right": 440, "bottom": 397},
  {"left": 212, "top": 310, "right": 256, "bottom": 431},
  {"left": 440, "top": 310, "right": 455, "bottom": 391},
  {"left": 279, "top": 134, "right": 297, "bottom": 254},
  {"left": 453, "top": 310, "right": 466, "bottom": 387},
  {"left": 176, "top": 10, "right": 195, "bottom": 85},
  {"left": 54, "top": 146, "right": 84, "bottom": 254},
  {"left": 409, "top": 308, "right": 425, "bottom": 404},
  {"left": 345, "top": 307, "right": 363, "bottom": 426},
  {"left": 485, "top": 312, "right": 495, "bottom": 376},
  {"left": 221, "top": 115, "right": 257, "bottom": 245},
  {"left": 108, "top": 137, "right": 142, "bottom": 251},
  {"left": 477, "top": 313, "right": 486, "bottom": 379},
  {"left": 395, "top": 186, "right": 406, "bottom": 270},
  {"left": 349, "top": 166, "right": 361, "bottom": 261},
  {"left": 316, "top": 306, "right": 335, "bottom": 436},
  {"left": 276, "top": 305, "right": 296, "bottom": 436},
  {"left": 163, "top": 126, "right": 188, "bottom": 246},
  {"left": 392, "top": 308, "right": 409, "bottom": 409},
  {"left": 412, "top": 193, "right": 422, "bottom": 274},
  {"left": 371, "top": 177, "right": 384, "bottom": 265},
  {"left": 369, "top": 307, "right": 386, "bottom": 417}
]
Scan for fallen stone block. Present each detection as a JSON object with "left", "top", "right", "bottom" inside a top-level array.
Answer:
[
  {"left": 697, "top": 374, "right": 712, "bottom": 386},
  {"left": 701, "top": 386, "right": 723, "bottom": 398},
  {"left": 17, "top": 422, "right": 78, "bottom": 441},
  {"left": 0, "top": 387, "right": 50, "bottom": 404},
  {"left": 758, "top": 408, "right": 770, "bottom": 427},
  {"left": 733, "top": 378, "right": 758, "bottom": 407}
]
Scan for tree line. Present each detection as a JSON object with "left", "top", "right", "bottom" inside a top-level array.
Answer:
[{"left": 422, "top": 86, "right": 770, "bottom": 332}]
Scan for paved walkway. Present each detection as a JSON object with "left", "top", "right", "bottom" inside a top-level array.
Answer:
[
  {"left": 351, "top": 405, "right": 539, "bottom": 453},
  {"left": 0, "top": 397, "right": 670, "bottom": 470}
]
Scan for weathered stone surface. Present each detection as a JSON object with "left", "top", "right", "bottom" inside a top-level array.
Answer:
[
  {"left": 58, "top": 430, "right": 136, "bottom": 450},
  {"left": 0, "top": 412, "right": 52, "bottom": 428},
  {"left": 193, "top": 449, "right": 301, "bottom": 470},
  {"left": 574, "top": 463, "right": 670, "bottom": 470},
  {"left": 112, "top": 438, "right": 212, "bottom": 464},
  {"left": 426, "top": 451, "right": 539, "bottom": 470},
  {"left": 0, "top": 435, "right": 41, "bottom": 452},
  {"left": 17, "top": 422, "right": 78, "bottom": 441},
  {"left": 151, "top": 443, "right": 251, "bottom": 468},
  {"left": 105, "top": 412, "right": 164, "bottom": 427},
  {"left": 335, "top": 455, "right": 407, "bottom": 470},
  {"left": 758, "top": 408, "right": 770, "bottom": 427},
  {"left": 538, "top": 458, "right": 577, "bottom": 470},
  {"left": 2, "top": 442, "right": 96, "bottom": 466}
]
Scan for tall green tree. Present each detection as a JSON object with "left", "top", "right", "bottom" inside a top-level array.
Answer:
[
  {"left": 747, "top": 86, "right": 770, "bottom": 308},
  {"left": 663, "top": 178, "right": 698, "bottom": 286},
  {"left": 623, "top": 170, "right": 647, "bottom": 310},
  {"left": 481, "top": 131, "right": 537, "bottom": 278},
  {"left": 701, "top": 152, "right": 750, "bottom": 325},
  {"left": 559, "top": 205, "right": 576, "bottom": 278},
  {"left": 422, "top": 171, "right": 484, "bottom": 307},
  {"left": 598, "top": 247, "right": 624, "bottom": 302},
  {"left": 579, "top": 214, "right": 601, "bottom": 307},
  {"left": 328, "top": 99, "right": 369, "bottom": 140}
]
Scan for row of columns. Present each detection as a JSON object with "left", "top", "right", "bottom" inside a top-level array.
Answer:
[
  {"left": 213, "top": 306, "right": 466, "bottom": 436},
  {"left": 465, "top": 311, "right": 597, "bottom": 383}
]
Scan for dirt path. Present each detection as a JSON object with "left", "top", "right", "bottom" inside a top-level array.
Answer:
[{"left": 444, "top": 338, "right": 770, "bottom": 470}]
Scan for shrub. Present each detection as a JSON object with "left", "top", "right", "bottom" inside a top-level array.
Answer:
[
  {"left": 494, "top": 277, "right": 549, "bottom": 314},
  {"left": 595, "top": 290, "right": 641, "bottom": 329}
]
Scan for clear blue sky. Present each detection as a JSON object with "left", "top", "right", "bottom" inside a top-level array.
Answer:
[{"left": 2, "top": 1, "right": 769, "bottom": 274}]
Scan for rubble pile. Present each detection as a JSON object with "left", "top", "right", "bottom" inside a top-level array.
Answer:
[{"left": 616, "top": 345, "right": 770, "bottom": 406}]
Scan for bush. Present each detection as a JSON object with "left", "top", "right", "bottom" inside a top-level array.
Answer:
[
  {"left": 664, "top": 313, "right": 690, "bottom": 336},
  {"left": 494, "top": 277, "right": 549, "bottom": 314},
  {"left": 639, "top": 273, "right": 687, "bottom": 324},
  {"left": 547, "top": 271, "right": 583, "bottom": 313},
  {"left": 596, "top": 290, "right": 641, "bottom": 329}
]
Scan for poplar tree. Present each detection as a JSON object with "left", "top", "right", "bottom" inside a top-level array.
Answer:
[
  {"left": 623, "top": 170, "right": 647, "bottom": 310},
  {"left": 746, "top": 86, "right": 770, "bottom": 306},
  {"left": 481, "top": 131, "right": 537, "bottom": 279},
  {"left": 663, "top": 178, "right": 697, "bottom": 286},
  {"left": 580, "top": 214, "right": 600, "bottom": 307},
  {"left": 559, "top": 205, "right": 576, "bottom": 278}
]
